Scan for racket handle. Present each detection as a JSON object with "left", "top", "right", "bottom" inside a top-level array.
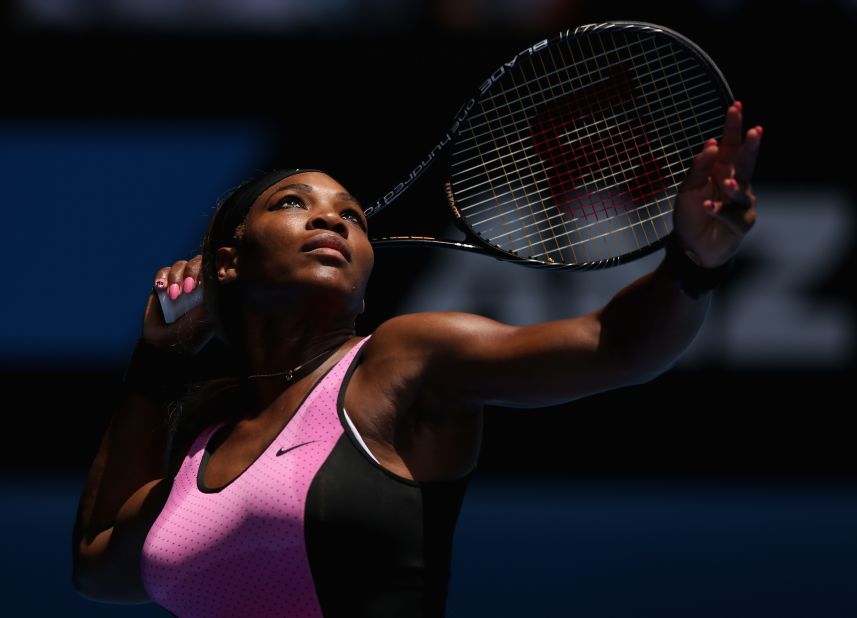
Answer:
[{"left": 155, "top": 285, "right": 204, "bottom": 324}]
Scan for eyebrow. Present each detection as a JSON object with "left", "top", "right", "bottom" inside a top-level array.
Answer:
[{"left": 270, "top": 183, "right": 363, "bottom": 209}]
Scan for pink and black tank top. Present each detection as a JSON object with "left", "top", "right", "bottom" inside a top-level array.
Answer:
[{"left": 140, "top": 337, "right": 473, "bottom": 617}]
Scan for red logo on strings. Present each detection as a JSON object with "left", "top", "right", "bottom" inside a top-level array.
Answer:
[{"left": 528, "top": 63, "right": 667, "bottom": 220}]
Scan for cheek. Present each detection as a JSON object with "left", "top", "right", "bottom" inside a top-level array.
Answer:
[
  {"left": 241, "top": 219, "right": 304, "bottom": 278},
  {"left": 355, "top": 242, "right": 375, "bottom": 281}
]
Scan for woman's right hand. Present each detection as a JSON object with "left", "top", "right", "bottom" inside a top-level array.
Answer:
[{"left": 141, "top": 255, "right": 213, "bottom": 354}]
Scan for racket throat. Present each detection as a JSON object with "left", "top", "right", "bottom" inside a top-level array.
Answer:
[{"left": 444, "top": 181, "right": 463, "bottom": 221}]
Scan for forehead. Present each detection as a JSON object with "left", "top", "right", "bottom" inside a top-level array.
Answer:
[{"left": 250, "top": 172, "right": 350, "bottom": 213}]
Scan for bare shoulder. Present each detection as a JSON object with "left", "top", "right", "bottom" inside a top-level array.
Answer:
[
  {"left": 346, "top": 312, "right": 504, "bottom": 421},
  {"left": 352, "top": 311, "right": 516, "bottom": 413},
  {"left": 363, "top": 311, "right": 515, "bottom": 359}
]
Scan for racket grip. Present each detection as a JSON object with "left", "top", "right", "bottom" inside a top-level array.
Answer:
[{"left": 156, "top": 285, "right": 204, "bottom": 324}]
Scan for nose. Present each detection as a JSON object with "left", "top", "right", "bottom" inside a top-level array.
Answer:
[{"left": 308, "top": 206, "right": 348, "bottom": 238}]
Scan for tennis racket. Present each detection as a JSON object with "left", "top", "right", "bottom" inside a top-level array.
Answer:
[{"left": 366, "top": 21, "right": 734, "bottom": 270}]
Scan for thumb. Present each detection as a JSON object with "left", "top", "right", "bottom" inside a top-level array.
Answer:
[{"left": 679, "top": 143, "right": 718, "bottom": 192}]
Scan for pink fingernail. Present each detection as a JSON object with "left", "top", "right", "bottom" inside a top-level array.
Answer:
[
  {"left": 733, "top": 100, "right": 743, "bottom": 111},
  {"left": 183, "top": 276, "right": 195, "bottom": 293},
  {"left": 706, "top": 138, "right": 718, "bottom": 146},
  {"left": 704, "top": 200, "right": 715, "bottom": 211},
  {"left": 726, "top": 178, "right": 738, "bottom": 189},
  {"left": 169, "top": 283, "right": 181, "bottom": 300},
  {"left": 755, "top": 125, "right": 763, "bottom": 136}
]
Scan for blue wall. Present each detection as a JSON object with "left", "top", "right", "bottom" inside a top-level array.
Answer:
[{"left": 0, "top": 122, "right": 270, "bottom": 367}]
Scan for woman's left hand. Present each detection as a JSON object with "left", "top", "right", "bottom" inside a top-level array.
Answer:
[{"left": 672, "top": 101, "right": 762, "bottom": 268}]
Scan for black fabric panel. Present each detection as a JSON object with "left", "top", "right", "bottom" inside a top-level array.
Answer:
[{"left": 305, "top": 434, "right": 471, "bottom": 617}]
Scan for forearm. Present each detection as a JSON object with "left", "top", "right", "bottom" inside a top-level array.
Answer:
[
  {"left": 73, "top": 340, "right": 190, "bottom": 555},
  {"left": 598, "top": 255, "right": 713, "bottom": 381},
  {"left": 73, "top": 392, "right": 172, "bottom": 547}
]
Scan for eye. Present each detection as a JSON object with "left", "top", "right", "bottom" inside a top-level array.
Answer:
[
  {"left": 341, "top": 208, "right": 367, "bottom": 230},
  {"left": 274, "top": 195, "right": 306, "bottom": 210}
]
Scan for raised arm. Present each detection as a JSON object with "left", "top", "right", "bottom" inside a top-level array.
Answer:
[
  {"left": 367, "top": 103, "right": 761, "bottom": 409},
  {"left": 72, "top": 257, "right": 212, "bottom": 602}
]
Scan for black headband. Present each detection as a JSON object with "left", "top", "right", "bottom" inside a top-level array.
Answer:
[{"left": 233, "top": 168, "right": 324, "bottom": 219}]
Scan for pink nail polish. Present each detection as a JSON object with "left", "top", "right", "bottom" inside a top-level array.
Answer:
[
  {"left": 169, "top": 283, "right": 181, "bottom": 300},
  {"left": 706, "top": 138, "right": 718, "bottom": 146},
  {"left": 726, "top": 178, "right": 738, "bottom": 189},
  {"left": 755, "top": 125, "right": 763, "bottom": 136},
  {"left": 733, "top": 100, "right": 743, "bottom": 111},
  {"left": 183, "top": 276, "right": 195, "bottom": 294},
  {"left": 704, "top": 200, "right": 715, "bottom": 210}
]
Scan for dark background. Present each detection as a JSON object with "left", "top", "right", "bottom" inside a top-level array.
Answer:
[{"left": 1, "top": 0, "right": 855, "bottom": 615}]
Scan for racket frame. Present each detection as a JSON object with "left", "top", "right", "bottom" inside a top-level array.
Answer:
[{"left": 367, "top": 21, "right": 734, "bottom": 271}]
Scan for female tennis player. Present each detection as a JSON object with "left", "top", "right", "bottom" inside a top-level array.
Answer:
[{"left": 72, "top": 102, "right": 760, "bottom": 617}]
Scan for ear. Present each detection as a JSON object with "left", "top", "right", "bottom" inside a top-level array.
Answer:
[{"left": 215, "top": 246, "right": 239, "bottom": 284}]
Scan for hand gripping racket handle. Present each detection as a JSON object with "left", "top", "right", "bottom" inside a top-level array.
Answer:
[{"left": 155, "top": 285, "right": 204, "bottom": 324}]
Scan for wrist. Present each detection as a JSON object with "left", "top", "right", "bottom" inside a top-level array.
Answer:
[{"left": 662, "top": 234, "right": 734, "bottom": 300}]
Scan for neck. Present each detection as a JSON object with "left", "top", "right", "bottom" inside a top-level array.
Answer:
[{"left": 238, "top": 298, "right": 357, "bottom": 413}]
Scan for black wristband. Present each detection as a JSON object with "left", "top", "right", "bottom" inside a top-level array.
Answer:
[
  {"left": 662, "top": 234, "right": 734, "bottom": 300},
  {"left": 123, "top": 339, "right": 196, "bottom": 403}
]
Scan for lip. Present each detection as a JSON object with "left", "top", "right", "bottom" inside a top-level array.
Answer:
[{"left": 301, "top": 233, "right": 352, "bottom": 262}]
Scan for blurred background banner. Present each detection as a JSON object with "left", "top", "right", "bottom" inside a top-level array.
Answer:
[{"left": 2, "top": 0, "right": 855, "bottom": 615}]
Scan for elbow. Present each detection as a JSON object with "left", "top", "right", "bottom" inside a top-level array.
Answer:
[
  {"left": 627, "top": 366, "right": 667, "bottom": 387},
  {"left": 614, "top": 363, "right": 659, "bottom": 388},
  {"left": 71, "top": 532, "right": 147, "bottom": 604},
  {"left": 617, "top": 346, "right": 678, "bottom": 387},
  {"left": 71, "top": 560, "right": 149, "bottom": 604},
  {"left": 71, "top": 531, "right": 89, "bottom": 594},
  {"left": 71, "top": 523, "right": 103, "bottom": 597},
  {"left": 71, "top": 552, "right": 103, "bottom": 601},
  {"left": 71, "top": 540, "right": 106, "bottom": 601},
  {"left": 71, "top": 568, "right": 98, "bottom": 601}
]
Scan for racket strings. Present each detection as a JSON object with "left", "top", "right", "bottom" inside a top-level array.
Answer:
[
  {"left": 451, "top": 43, "right": 721, "bottom": 211},
  {"left": 453, "top": 57, "right": 711, "bottom": 161},
  {"left": 467, "top": 148, "right": 698, "bottom": 232},
  {"left": 450, "top": 29, "right": 726, "bottom": 264},
  {"left": 478, "top": 55, "right": 561, "bottom": 261},
  {"left": 472, "top": 161, "right": 680, "bottom": 253},
  {"left": 490, "top": 177, "right": 682, "bottom": 254},
  {"left": 453, "top": 100, "right": 723, "bottom": 198},
  {"left": 468, "top": 37, "right": 677, "bottom": 116},
  {"left": 458, "top": 51, "right": 709, "bottom": 152},
  {"left": 452, "top": 67, "right": 719, "bottom": 208},
  {"left": 464, "top": 78, "right": 680, "bottom": 251},
  {"left": 528, "top": 40, "right": 575, "bottom": 259}
]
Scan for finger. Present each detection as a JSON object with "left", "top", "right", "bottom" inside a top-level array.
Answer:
[
  {"left": 181, "top": 255, "right": 204, "bottom": 294},
  {"left": 734, "top": 126, "right": 763, "bottom": 186},
  {"left": 153, "top": 267, "right": 170, "bottom": 290},
  {"left": 713, "top": 101, "right": 744, "bottom": 181},
  {"left": 718, "top": 101, "right": 744, "bottom": 157},
  {"left": 680, "top": 140, "right": 719, "bottom": 191},
  {"left": 704, "top": 193, "right": 757, "bottom": 236},
  {"left": 168, "top": 259, "right": 188, "bottom": 300},
  {"left": 720, "top": 177, "right": 753, "bottom": 210}
]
